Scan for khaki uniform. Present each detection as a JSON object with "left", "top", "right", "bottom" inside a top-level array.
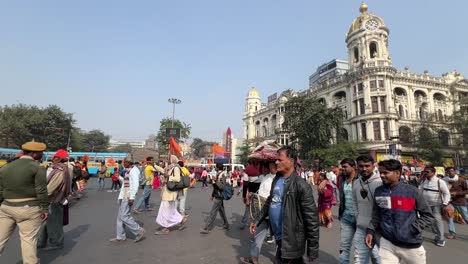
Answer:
[{"left": 0, "top": 155, "right": 48, "bottom": 264}]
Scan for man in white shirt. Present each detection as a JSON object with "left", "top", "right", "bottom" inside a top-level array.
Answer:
[
  {"left": 109, "top": 159, "right": 145, "bottom": 243},
  {"left": 419, "top": 166, "right": 450, "bottom": 247}
]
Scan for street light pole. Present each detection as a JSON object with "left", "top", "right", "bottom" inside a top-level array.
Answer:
[{"left": 168, "top": 98, "right": 182, "bottom": 127}]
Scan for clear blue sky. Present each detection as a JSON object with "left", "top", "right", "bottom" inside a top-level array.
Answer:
[{"left": 1, "top": 0, "right": 467, "bottom": 142}]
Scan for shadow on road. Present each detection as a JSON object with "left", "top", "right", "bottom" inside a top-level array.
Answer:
[{"left": 39, "top": 224, "right": 90, "bottom": 263}]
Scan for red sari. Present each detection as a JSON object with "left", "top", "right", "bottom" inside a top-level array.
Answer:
[
  {"left": 152, "top": 173, "right": 161, "bottom": 189},
  {"left": 317, "top": 179, "right": 334, "bottom": 227}
]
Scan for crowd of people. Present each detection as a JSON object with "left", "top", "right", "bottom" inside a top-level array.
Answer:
[{"left": 0, "top": 140, "right": 467, "bottom": 264}]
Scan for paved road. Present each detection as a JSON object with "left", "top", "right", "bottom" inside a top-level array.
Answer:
[{"left": 1, "top": 179, "right": 468, "bottom": 263}]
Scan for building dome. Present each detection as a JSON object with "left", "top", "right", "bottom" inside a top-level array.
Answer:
[
  {"left": 247, "top": 87, "right": 260, "bottom": 98},
  {"left": 347, "top": 2, "right": 387, "bottom": 38}
]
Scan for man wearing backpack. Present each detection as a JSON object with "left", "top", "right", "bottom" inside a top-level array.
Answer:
[
  {"left": 200, "top": 163, "right": 230, "bottom": 234},
  {"left": 133, "top": 157, "right": 164, "bottom": 214}
]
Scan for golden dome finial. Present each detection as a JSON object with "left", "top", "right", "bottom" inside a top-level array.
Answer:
[{"left": 359, "top": 2, "right": 368, "bottom": 14}]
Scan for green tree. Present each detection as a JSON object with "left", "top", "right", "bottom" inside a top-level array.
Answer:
[
  {"left": 313, "top": 141, "right": 362, "bottom": 168},
  {"left": 110, "top": 143, "right": 133, "bottom": 153},
  {"left": 449, "top": 96, "right": 468, "bottom": 147},
  {"left": 0, "top": 104, "right": 75, "bottom": 150},
  {"left": 282, "top": 96, "right": 345, "bottom": 158},
  {"left": 237, "top": 140, "right": 252, "bottom": 165},
  {"left": 69, "top": 129, "right": 85, "bottom": 152},
  {"left": 156, "top": 118, "right": 191, "bottom": 153},
  {"left": 82, "top": 130, "right": 110, "bottom": 152},
  {"left": 190, "top": 138, "right": 205, "bottom": 159},
  {"left": 413, "top": 125, "right": 444, "bottom": 166}
]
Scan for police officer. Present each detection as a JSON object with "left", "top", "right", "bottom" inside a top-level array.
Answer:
[{"left": 0, "top": 141, "right": 49, "bottom": 264}]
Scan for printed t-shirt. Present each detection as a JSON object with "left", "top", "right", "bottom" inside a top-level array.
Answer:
[{"left": 269, "top": 177, "right": 285, "bottom": 240}]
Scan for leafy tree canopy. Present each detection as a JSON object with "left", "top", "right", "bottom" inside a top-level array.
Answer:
[
  {"left": 282, "top": 96, "right": 345, "bottom": 158},
  {"left": 81, "top": 129, "right": 110, "bottom": 152},
  {"left": 109, "top": 143, "right": 133, "bottom": 153},
  {"left": 0, "top": 104, "right": 75, "bottom": 150},
  {"left": 156, "top": 118, "right": 191, "bottom": 153}
]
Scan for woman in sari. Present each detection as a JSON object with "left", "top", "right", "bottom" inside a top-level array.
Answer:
[
  {"left": 155, "top": 155, "right": 188, "bottom": 235},
  {"left": 317, "top": 173, "right": 334, "bottom": 228},
  {"left": 152, "top": 172, "right": 161, "bottom": 189}
]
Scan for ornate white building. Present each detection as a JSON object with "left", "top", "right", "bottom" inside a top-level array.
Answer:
[{"left": 242, "top": 3, "right": 468, "bottom": 164}]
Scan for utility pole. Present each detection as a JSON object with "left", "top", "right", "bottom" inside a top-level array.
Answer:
[{"left": 168, "top": 98, "right": 181, "bottom": 127}]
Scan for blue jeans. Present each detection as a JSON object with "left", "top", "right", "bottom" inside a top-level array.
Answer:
[
  {"left": 339, "top": 215, "right": 356, "bottom": 264},
  {"left": 250, "top": 220, "right": 270, "bottom": 256},
  {"left": 135, "top": 185, "right": 152, "bottom": 210},
  {"left": 448, "top": 204, "right": 468, "bottom": 235},
  {"left": 354, "top": 227, "right": 380, "bottom": 264},
  {"left": 98, "top": 178, "right": 105, "bottom": 190}
]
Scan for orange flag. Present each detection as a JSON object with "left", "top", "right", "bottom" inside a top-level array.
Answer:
[
  {"left": 107, "top": 158, "right": 116, "bottom": 166},
  {"left": 212, "top": 144, "right": 226, "bottom": 154},
  {"left": 169, "top": 136, "right": 182, "bottom": 157}
]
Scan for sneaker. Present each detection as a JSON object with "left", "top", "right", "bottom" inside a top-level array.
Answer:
[
  {"left": 265, "top": 236, "right": 275, "bottom": 244},
  {"left": 239, "top": 225, "right": 246, "bottom": 230},
  {"left": 109, "top": 238, "right": 126, "bottom": 243},
  {"left": 436, "top": 240, "right": 446, "bottom": 247},
  {"left": 223, "top": 225, "right": 230, "bottom": 230},
  {"left": 134, "top": 228, "right": 145, "bottom": 242},
  {"left": 200, "top": 228, "right": 210, "bottom": 234}
]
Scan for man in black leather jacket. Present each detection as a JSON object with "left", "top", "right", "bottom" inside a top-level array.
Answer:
[{"left": 251, "top": 146, "right": 319, "bottom": 263}]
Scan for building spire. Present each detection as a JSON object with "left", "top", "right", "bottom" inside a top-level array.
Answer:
[{"left": 359, "top": 2, "right": 368, "bottom": 14}]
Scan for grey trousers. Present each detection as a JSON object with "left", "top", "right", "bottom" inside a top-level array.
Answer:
[
  {"left": 240, "top": 204, "right": 250, "bottom": 226},
  {"left": 37, "top": 203, "right": 64, "bottom": 248},
  {"left": 116, "top": 199, "right": 142, "bottom": 240},
  {"left": 176, "top": 189, "right": 187, "bottom": 215},
  {"left": 204, "top": 198, "right": 228, "bottom": 231},
  {"left": 429, "top": 205, "right": 444, "bottom": 242},
  {"left": 250, "top": 220, "right": 270, "bottom": 256}
]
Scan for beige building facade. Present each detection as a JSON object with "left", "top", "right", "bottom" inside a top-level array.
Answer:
[{"left": 242, "top": 3, "right": 468, "bottom": 164}]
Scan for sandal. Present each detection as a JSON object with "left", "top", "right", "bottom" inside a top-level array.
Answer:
[
  {"left": 154, "top": 228, "right": 170, "bottom": 235},
  {"left": 239, "top": 256, "right": 258, "bottom": 264}
]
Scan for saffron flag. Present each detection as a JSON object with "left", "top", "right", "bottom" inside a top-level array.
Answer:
[
  {"left": 212, "top": 144, "right": 226, "bottom": 154},
  {"left": 107, "top": 158, "right": 116, "bottom": 166},
  {"left": 169, "top": 136, "right": 182, "bottom": 157}
]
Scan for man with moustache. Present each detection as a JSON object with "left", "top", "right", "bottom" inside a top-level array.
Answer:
[
  {"left": 252, "top": 146, "right": 319, "bottom": 263},
  {"left": 366, "top": 159, "right": 434, "bottom": 264},
  {"left": 0, "top": 141, "right": 49, "bottom": 264},
  {"left": 338, "top": 158, "right": 358, "bottom": 264},
  {"left": 353, "top": 155, "right": 381, "bottom": 264}
]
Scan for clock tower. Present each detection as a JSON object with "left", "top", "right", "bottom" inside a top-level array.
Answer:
[{"left": 346, "top": 2, "right": 391, "bottom": 69}]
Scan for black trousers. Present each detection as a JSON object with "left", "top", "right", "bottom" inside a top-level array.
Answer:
[{"left": 275, "top": 240, "right": 304, "bottom": 264}]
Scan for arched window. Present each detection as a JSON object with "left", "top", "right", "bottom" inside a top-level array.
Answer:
[
  {"left": 399, "top": 126, "right": 412, "bottom": 144},
  {"left": 271, "top": 115, "right": 277, "bottom": 134},
  {"left": 418, "top": 127, "right": 432, "bottom": 143},
  {"left": 437, "top": 109, "right": 443, "bottom": 121},
  {"left": 438, "top": 130, "right": 449, "bottom": 147},
  {"left": 338, "top": 128, "right": 349, "bottom": 142},
  {"left": 370, "top": 42, "right": 378, "bottom": 58},
  {"left": 398, "top": 105, "right": 404, "bottom": 118},
  {"left": 354, "top": 47, "right": 359, "bottom": 63}
]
